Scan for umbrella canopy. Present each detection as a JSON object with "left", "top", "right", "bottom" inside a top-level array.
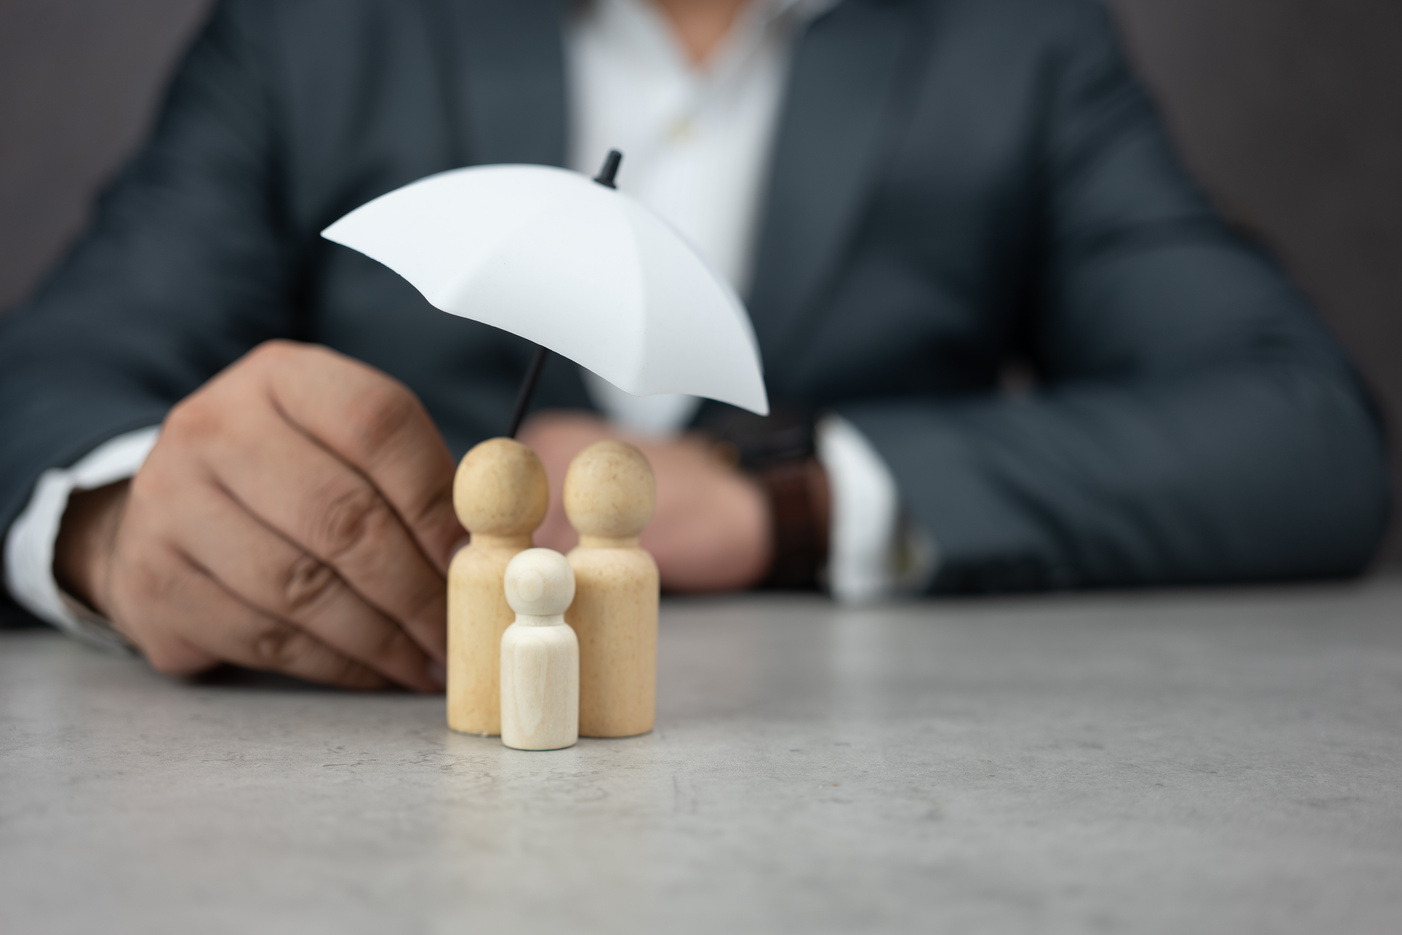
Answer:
[{"left": 321, "top": 161, "right": 769, "bottom": 419}]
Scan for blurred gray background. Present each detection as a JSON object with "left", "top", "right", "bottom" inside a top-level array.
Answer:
[{"left": 2, "top": 0, "right": 1400, "bottom": 566}]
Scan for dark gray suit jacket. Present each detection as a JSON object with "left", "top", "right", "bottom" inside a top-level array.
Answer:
[{"left": 0, "top": 0, "right": 1389, "bottom": 593}]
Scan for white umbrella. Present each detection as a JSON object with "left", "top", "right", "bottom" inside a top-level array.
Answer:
[{"left": 321, "top": 152, "right": 769, "bottom": 434}]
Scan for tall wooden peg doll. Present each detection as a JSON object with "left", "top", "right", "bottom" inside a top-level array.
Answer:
[
  {"left": 564, "top": 440, "right": 659, "bottom": 738},
  {"left": 448, "top": 437, "right": 548, "bottom": 736}
]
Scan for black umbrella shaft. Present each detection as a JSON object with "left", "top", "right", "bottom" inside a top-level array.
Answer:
[{"left": 508, "top": 344, "right": 551, "bottom": 438}]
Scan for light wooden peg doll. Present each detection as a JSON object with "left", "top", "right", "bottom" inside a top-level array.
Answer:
[
  {"left": 564, "top": 440, "right": 658, "bottom": 738},
  {"left": 500, "top": 548, "right": 580, "bottom": 751},
  {"left": 448, "top": 438, "right": 548, "bottom": 736}
]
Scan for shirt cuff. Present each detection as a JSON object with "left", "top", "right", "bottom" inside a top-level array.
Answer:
[
  {"left": 816, "top": 415, "right": 938, "bottom": 603},
  {"left": 2, "top": 426, "right": 161, "bottom": 652}
]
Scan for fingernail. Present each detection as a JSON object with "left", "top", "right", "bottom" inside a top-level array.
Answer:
[{"left": 427, "top": 659, "right": 447, "bottom": 691}]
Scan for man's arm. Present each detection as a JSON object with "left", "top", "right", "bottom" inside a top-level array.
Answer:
[
  {"left": 841, "top": 1, "right": 1388, "bottom": 592},
  {"left": 0, "top": 3, "right": 463, "bottom": 688}
]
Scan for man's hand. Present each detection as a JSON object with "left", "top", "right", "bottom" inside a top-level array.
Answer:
[
  {"left": 519, "top": 411, "right": 771, "bottom": 591},
  {"left": 54, "top": 341, "right": 464, "bottom": 691}
]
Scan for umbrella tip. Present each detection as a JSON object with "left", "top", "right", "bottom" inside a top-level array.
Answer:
[{"left": 593, "top": 150, "right": 623, "bottom": 189}]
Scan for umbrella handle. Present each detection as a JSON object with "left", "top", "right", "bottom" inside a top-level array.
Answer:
[{"left": 508, "top": 344, "right": 552, "bottom": 439}]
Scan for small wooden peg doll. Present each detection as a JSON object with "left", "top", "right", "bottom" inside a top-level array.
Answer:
[
  {"left": 500, "top": 548, "right": 580, "bottom": 751},
  {"left": 564, "top": 440, "right": 659, "bottom": 738},
  {"left": 448, "top": 437, "right": 548, "bottom": 736}
]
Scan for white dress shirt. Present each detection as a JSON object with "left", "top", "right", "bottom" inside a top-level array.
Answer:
[{"left": 3, "top": 0, "right": 934, "bottom": 645}]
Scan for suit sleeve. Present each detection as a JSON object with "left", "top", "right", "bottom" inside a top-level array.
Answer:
[
  {"left": 839, "top": 1, "right": 1389, "bottom": 592},
  {"left": 0, "top": 0, "right": 293, "bottom": 537}
]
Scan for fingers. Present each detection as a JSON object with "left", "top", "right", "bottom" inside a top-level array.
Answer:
[
  {"left": 111, "top": 542, "right": 389, "bottom": 691},
  {"left": 100, "top": 341, "right": 463, "bottom": 691},
  {"left": 177, "top": 565, "right": 390, "bottom": 690},
  {"left": 643, "top": 462, "right": 769, "bottom": 592},
  {"left": 168, "top": 478, "right": 442, "bottom": 692},
  {"left": 259, "top": 343, "right": 463, "bottom": 573},
  {"left": 199, "top": 408, "right": 450, "bottom": 663}
]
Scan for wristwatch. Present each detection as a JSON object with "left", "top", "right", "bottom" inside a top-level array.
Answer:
[{"left": 702, "top": 408, "right": 831, "bottom": 590}]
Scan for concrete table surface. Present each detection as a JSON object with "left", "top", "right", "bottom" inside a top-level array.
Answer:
[{"left": 3, "top": 581, "right": 1402, "bottom": 934}]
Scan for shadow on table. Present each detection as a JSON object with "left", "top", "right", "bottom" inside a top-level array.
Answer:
[{"left": 188, "top": 664, "right": 436, "bottom": 695}]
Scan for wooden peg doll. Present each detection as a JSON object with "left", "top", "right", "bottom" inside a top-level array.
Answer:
[
  {"left": 447, "top": 437, "right": 548, "bottom": 736},
  {"left": 564, "top": 440, "right": 658, "bottom": 738},
  {"left": 500, "top": 548, "right": 580, "bottom": 751}
]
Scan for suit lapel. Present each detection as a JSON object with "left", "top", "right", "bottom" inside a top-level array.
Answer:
[
  {"left": 747, "top": 0, "right": 923, "bottom": 379},
  {"left": 437, "top": 0, "right": 570, "bottom": 168}
]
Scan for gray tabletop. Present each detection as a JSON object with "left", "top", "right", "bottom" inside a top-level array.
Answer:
[{"left": 3, "top": 581, "right": 1402, "bottom": 934}]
